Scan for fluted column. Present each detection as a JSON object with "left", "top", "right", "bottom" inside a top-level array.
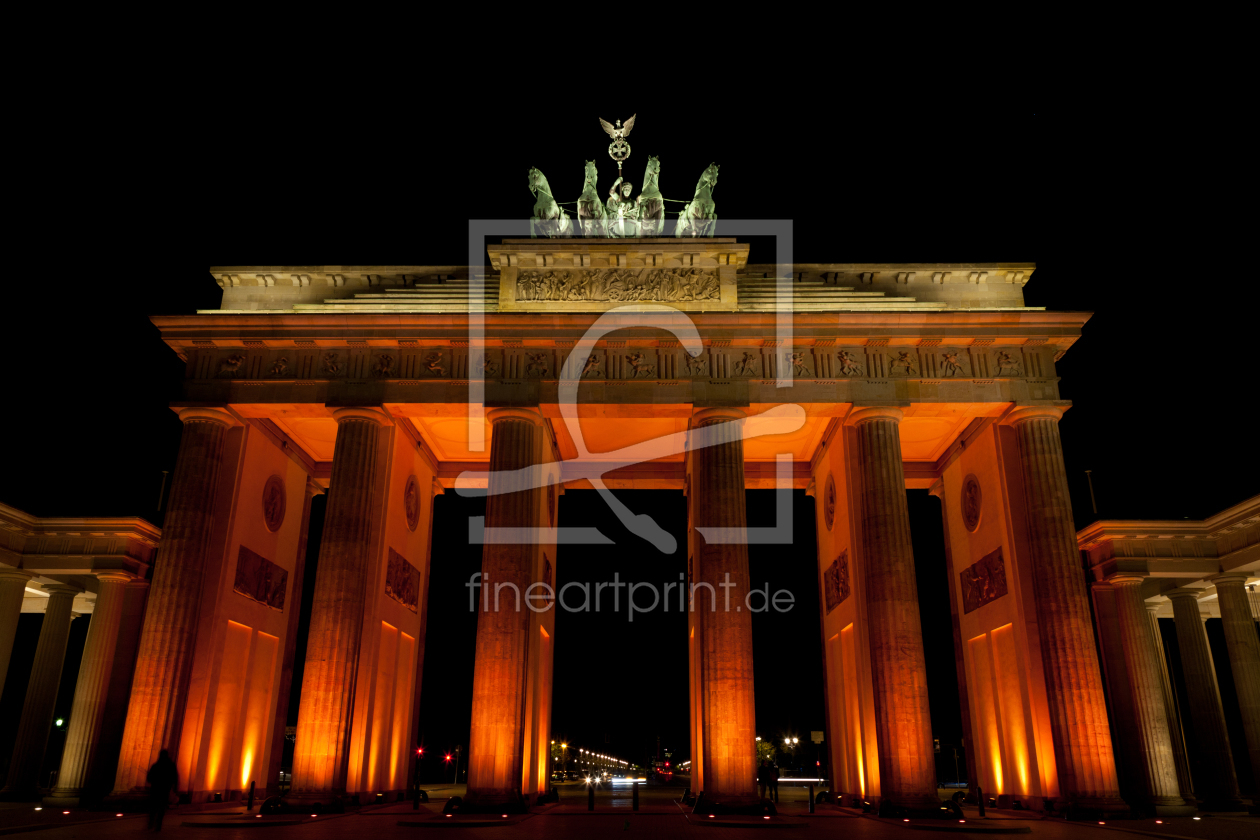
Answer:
[
  {"left": 1167, "top": 588, "right": 1243, "bottom": 809},
  {"left": 110, "top": 408, "right": 231, "bottom": 796},
  {"left": 3, "top": 584, "right": 79, "bottom": 796},
  {"left": 1109, "top": 576, "right": 1185, "bottom": 810},
  {"left": 0, "top": 570, "right": 32, "bottom": 702},
  {"left": 42, "top": 573, "right": 132, "bottom": 805},
  {"left": 1146, "top": 602, "right": 1194, "bottom": 802},
  {"left": 1213, "top": 574, "right": 1260, "bottom": 791},
  {"left": 1009, "top": 407, "right": 1123, "bottom": 809},
  {"left": 466, "top": 408, "right": 546, "bottom": 805},
  {"left": 1247, "top": 585, "right": 1260, "bottom": 622},
  {"left": 849, "top": 407, "right": 937, "bottom": 809},
  {"left": 291, "top": 408, "right": 389, "bottom": 798},
  {"left": 688, "top": 407, "right": 758, "bottom": 802}
]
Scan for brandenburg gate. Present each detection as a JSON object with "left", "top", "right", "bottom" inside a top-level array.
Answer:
[{"left": 2, "top": 236, "right": 1256, "bottom": 816}]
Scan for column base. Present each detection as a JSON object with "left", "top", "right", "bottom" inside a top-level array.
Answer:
[
  {"left": 42, "top": 792, "right": 85, "bottom": 809},
  {"left": 447, "top": 792, "right": 527, "bottom": 814},
  {"left": 1059, "top": 795, "right": 1131, "bottom": 816},
  {"left": 879, "top": 793, "right": 946, "bottom": 815},
  {"left": 691, "top": 793, "right": 775, "bottom": 816},
  {"left": 1152, "top": 803, "right": 1199, "bottom": 817}
]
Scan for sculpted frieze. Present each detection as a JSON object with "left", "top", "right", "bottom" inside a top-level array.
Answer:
[
  {"left": 515, "top": 267, "right": 719, "bottom": 303},
  {"left": 386, "top": 548, "right": 420, "bottom": 612},
  {"left": 960, "top": 546, "right": 1007, "bottom": 614},
  {"left": 233, "top": 545, "right": 287, "bottom": 611},
  {"left": 824, "top": 550, "right": 850, "bottom": 613}
]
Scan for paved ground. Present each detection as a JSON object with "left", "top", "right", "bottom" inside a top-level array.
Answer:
[{"left": 4, "top": 785, "right": 1257, "bottom": 839}]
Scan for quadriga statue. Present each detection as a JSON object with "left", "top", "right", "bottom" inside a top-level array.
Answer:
[
  {"left": 676, "top": 163, "right": 718, "bottom": 238},
  {"left": 638, "top": 156, "right": 664, "bottom": 237},
  {"left": 576, "top": 160, "right": 607, "bottom": 237},
  {"left": 528, "top": 167, "right": 573, "bottom": 238}
]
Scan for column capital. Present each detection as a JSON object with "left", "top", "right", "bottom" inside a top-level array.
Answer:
[
  {"left": 330, "top": 406, "right": 392, "bottom": 425},
  {"left": 1107, "top": 573, "right": 1147, "bottom": 587},
  {"left": 0, "top": 568, "right": 33, "bottom": 583},
  {"left": 94, "top": 572, "right": 134, "bottom": 586},
  {"left": 304, "top": 476, "right": 325, "bottom": 499},
  {"left": 845, "top": 406, "right": 903, "bottom": 426},
  {"left": 1166, "top": 587, "right": 1205, "bottom": 603},
  {"left": 690, "top": 406, "right": 745, "bottom": 427},
  {"left": 1211, "top": 572, "right": 1251, "bottom": 587},
  {"left": 42, "top": 583, "right": 81, "bottom": 598},
  {"left": 486, "top": 406, "right": 545, "bottom": 426},
  {"left": 1003, "top": 405, "right": 1067, "bottom": 426},
  {"left": 1146, "top": 599, "right": 1168, "bottom": 615},
  {"left": 174, "top": 406, "right": 237, "bottom": 426}
]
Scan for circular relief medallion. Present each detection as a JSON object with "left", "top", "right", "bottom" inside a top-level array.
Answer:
[
  {"left": 548, "top": 482, "right": 556, "bottom": 526},
  {"left": 824, "top": 474, "right": 837, "bottom": 531},
  {"left": 962, "top": 474, "right": 983, "bottom": 532},
  {"left": 262, "top": 475, "right": 287, "bottom": 532},
  {"left": 404, "top": 475, "right": 420, "bottom": 532}
]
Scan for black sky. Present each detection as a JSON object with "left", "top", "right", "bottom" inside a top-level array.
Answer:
[{"left": 2, "top": 88, "right": 1255, "bottom": 784}]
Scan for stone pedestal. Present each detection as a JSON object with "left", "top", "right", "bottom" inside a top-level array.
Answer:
[
  {"left": 465, "top": 408, "right": 546, "bottom": 806},
  {"left": 1008, "top": 407, "right": 1123, "bottom": 809},
  {"left": 0, "top": 570, "right": 32, "bottom": 702},
  {"left": 1213, "top": 574, "right": 1260, "bottom": 792},
  {"left": 1146, "top": 603, "right": 1195, "bottom": 804},
  {"left": 44, "top": 574, "right": 132, "bottom": 806},
  {"left": 688, "top": 407, "right": 758, "bottom": 803},
  {"left": 2, "top": 584, "right": 79, "bottom": 797},
  {"left": 1109, "top": 577, "right": 1187, "bottom": 812},
  {"left": 291, "top": 408, "right": 388, "bottom": 799},
  {"left": 849, "top": 407, "right": 937, "bottom": 810},
  {"left": 1167, "top": 588, "right": 1243, "bottom": 809}
]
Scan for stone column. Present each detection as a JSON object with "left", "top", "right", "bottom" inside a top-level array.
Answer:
[
  {"left": 2, "top": 584, "right": 79, "bottom": 796},
  {"left": 1167, "top": 588, "right": 1243, "bottom": 809},
  {"left": 1212, "top": 574, "right": 1260, "bottom": 790},
  {"left": 291, "top": 408, "right": 388, "bottom": 798},
  {"left": 0, "top": 570, "right": 32, "bottom": 702},
  {"left": 849, "top": 407, "right": 937, "bottom": 809},
  {"left": 43, "top": 574, "right": 132, "bottom": 805},
  {"left": 1109, "top": 576, "right": 1186, "bottom": 811},
  {"left": 1247, "top": 585, "right": 1260, "bottom": 622},
  {"left": 466, "top": 408, "right": 545, "bottom": 806},
  {"left": 688, "top": 407, "right": 758, "bottom": 803},
  {"left": 110, "top": 408, "right": 232, "bottom": 796},
  {"left": 1146, "top": 602, "right": 1194, "bottom": 803},
  {"left": 266, "top": 477, "right": 322, "bottom": 798},
  {"left": 1008, "top": 407, "right": 1124, "bottom": 809}
]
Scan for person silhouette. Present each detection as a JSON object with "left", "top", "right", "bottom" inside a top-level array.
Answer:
[
  {"left": 146, "top": 749, "right": 179, "bottom": 831},
  {"left": 757, "top": 759, "right": 770, "bottom": 800}
]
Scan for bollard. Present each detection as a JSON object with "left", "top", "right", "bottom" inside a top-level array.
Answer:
[
  {"left": 588, "top": 783, "right": 595, "bottom": 811},
  {"left": 977, "top": 785, "right": 985, "bottom": 818},
  {"left": 632, "top": 782, "right": 639, "bottom": 811},
  {"left": 809, "top": 784, "right": 815, "bottom": 814},
  {"left": 248, "top": 780, "right": 255, "bottom": 812}
]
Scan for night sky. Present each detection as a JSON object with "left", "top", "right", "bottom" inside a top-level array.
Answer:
[{"left": 2, "top": 95, "right": 1254, "bottom": 785}]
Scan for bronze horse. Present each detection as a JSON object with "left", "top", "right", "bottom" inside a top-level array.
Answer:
[
  {"left": 676, "top": 163, "right": 718, "bottom": 238},
  {"left": 638, "top": 156, "right": 664, "bottom": 237},
  {"left": 576, "top": 160, "right": 607, "bottom": 237},
  {"left": 528, "top": 167, "right": 572, "bottom": 238}
]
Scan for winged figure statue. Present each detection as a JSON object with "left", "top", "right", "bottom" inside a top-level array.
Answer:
[
  {"left": 600, "top": 114, "right": 636, "bottom": 178},
  {"left": 599, "top": 115, "right": 636, "bottom": 140}
]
